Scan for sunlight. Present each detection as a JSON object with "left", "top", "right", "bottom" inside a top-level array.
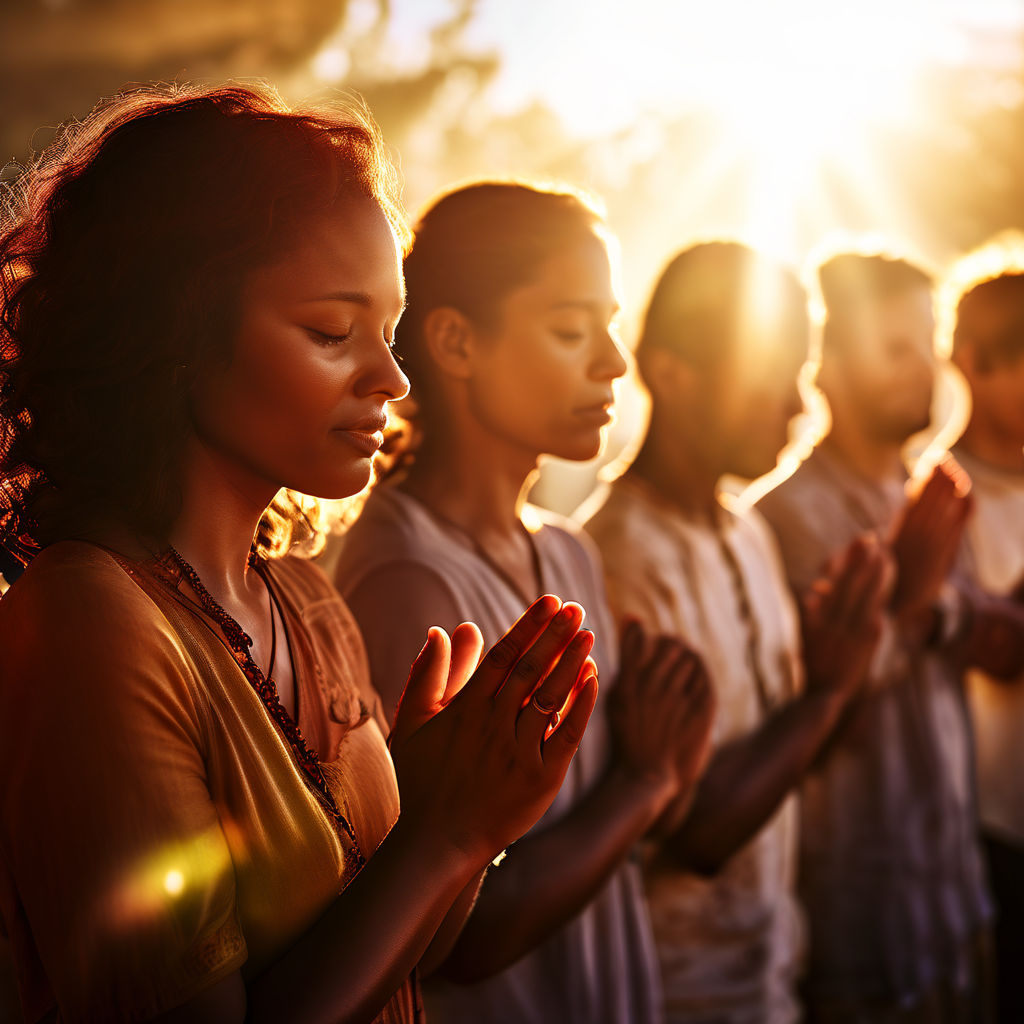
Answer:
[{"left": 460, "top": 0, "right": 996, "bottom": 259}]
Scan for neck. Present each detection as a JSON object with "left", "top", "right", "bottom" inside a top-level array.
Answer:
[
  {"left": 821, "top": 414, "right": 905, "bottom": 484},
  {"left": 165, "top": 436, "right": 278, "bottom": 601},
  {"left": 957, "top": 417, "right": 1024, "bottom": 473},
  {"left": 629, "top": 416, "right": 721, "bottom": 522},
  {"left": 401, "top": 417, "right": 539, "bottom": 541}
]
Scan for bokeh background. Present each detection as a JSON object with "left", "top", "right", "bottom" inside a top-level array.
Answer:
[{"left": 4, "top": 0, "right": 1023, "bottom": 512}]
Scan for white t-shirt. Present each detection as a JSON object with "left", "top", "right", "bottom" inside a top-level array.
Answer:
[
  {"left": 586, "top": 475, "right": 804, "bottom": 1024},
  {"left": 956, "top": 446, "right": 1024, "bottom": 846}
]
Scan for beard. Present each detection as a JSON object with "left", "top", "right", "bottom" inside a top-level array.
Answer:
[{"left": 862, "top": 393, "right": 933, "bottom": 446}]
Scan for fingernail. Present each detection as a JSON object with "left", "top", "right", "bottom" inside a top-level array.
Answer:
[{"left": 557, "top": 603, "right": 583, "bottom": 625}]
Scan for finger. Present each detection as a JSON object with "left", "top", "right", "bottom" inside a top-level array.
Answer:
[
  {"left": 647, "top": 638, "right": 699, "bottom": 698},
  {"left": 907, "top": 465, "right": 954, "bottom": 524},
  {"left": 467, "top": 594, "right": 562, "bottom": 700},
  {"left": 517, "top": 628, "right": 595, "bottom": 749},
  {"left": 826, "top": 537, "right": 881, "bottom": 624},
  {"left": 616, "top": 619, "right": 647, "bottom": 690},
  {"left": 678, "top": 668, "right": 717, "bottom": 744},
  {"left": 445, "top": 622, "right": 485, "bottom": 704},
  {"left": 678, "top": 651, "right": 710, "bottom": 700},
  {"left": 495, "top": 602, "right": 586, "bottom": 715},
  {"left": 817, "top": 539, "right": 867, "bottom": 616},
  {"left": 800, "top": 579, "right": 831, "bottom": 629},
  {"left": 839, "top": 547, "right": 890, "bottom": 627},
  {"left": 940, "top": 454, "right": 972, "bottom": 498},
  {"left": 390, "top": 627, "right": 450, "bottom": 749},
  {"left": 542, "top": 672, "right": 599, "bottom": 769}
]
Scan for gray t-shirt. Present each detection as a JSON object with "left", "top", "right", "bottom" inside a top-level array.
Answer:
[
  {"left": 757, "top": 445, "right": 992, "bottom": 1010},
  {"left": 332, "top": 485, "right": 662, "bottom": 1024}
]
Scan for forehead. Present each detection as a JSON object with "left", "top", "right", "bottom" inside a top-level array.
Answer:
[
  {"left": 720, "top": 299, "right": 810, "bottom": 380},
  {"left": 506, "top": 232, "right": 617, "bottom": 311},
  {"left": 246, "top": 196, "right": 404, "bottom": 306},
  {"left": 862, "top": 285, "right": 935, "bottom": 337}
]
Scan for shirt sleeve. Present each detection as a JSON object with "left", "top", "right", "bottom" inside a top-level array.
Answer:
[{"left": 0, "top": 550, "right": 245, "bottom": 1020}]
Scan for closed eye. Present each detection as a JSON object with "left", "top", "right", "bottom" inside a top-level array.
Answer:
[{"left": 306, "top": 327, "right": 351, "bottom": 346}]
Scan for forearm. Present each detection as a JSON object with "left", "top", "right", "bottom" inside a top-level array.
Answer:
[
  {"left": 438, "top": 768, "right": 672, "bottom": 982},
  {"left": 958, "top": 599, "right": 1024, "bottom": 680},
  {"left": 418, "top": 868, "right": 488, "bottom": 977},
  {"left": 247, "top": 818, "right": 480, "bottom": 1024},
  {"left": 665, "top": 688, "right": 847, "bottom": 874}
]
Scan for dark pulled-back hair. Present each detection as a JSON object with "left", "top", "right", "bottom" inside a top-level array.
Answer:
[
  {"left": 818, "top": 252, "right": 932, "bottom": 354},
  {"left": 953, "top": 272, "right": 1024, "bottom": 370},
  {"left": 383, "top": 180, "right": 603, "bottom": 473},
  {"left": 635, "top": 240, "right": 807, "bottom": 381},
  {"left": 0, "top": 81, "right": 406, "bottom": 564}
]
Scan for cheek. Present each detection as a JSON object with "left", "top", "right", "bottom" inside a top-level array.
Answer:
[
  {"left": 478, "top": 341, "right": 576, "bottom": 426},
  {"left": 987, "top": 375, "right": 1024, "bottom": 438},
  {"left": 194, "top": 329, "right": 342, "bottom": 461}
]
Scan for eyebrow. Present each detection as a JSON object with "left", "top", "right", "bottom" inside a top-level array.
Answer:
[
  {"left": 300, "top": 291, "right": 373, "bottom": 306},
  {"left": 301, "top": 291, "right": 408, "bottom": 316},
  {"left": 548, "top": 299, "right": 621, "bottom": 314}
]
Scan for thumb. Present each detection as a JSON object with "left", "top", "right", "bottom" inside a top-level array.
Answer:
[{"left": 390, "top": 627, "right": 451, "bottom": 750}]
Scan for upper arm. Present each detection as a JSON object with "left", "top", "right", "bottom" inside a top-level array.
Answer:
[
  {"left": 0, "top": 561, "right": 245, "bottom": 1019},
  {"left": 342, "top": 561, "right": 466, "bottom": 725}
]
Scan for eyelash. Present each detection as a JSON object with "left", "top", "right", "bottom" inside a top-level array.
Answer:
[
  {"left": 307, "top": 328, "right": 351, "bottom": 347},
  {"left": 554, "top": 329, "right": 586, "bottom": 342}
]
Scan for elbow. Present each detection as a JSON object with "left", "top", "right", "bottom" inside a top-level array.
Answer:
[
  {"left": 677, "top": 852, "right": 727, "bottom": 879},
  {"left": 435, "top": 947, "right": 502, "bottom": 986},
  {"left": 662, "top": 830, "right": 730, "bottom": 879}
]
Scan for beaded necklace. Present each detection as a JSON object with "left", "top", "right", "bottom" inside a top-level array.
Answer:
[{"left": 164, "top": 546, "right": 365, "bottom": 866}]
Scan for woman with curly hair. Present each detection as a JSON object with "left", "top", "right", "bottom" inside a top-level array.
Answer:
[{"left": 0, "top": 85, "right": 599, "bottom": 1023}]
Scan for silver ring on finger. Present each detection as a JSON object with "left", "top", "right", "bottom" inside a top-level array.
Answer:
[{"left": 530, "top": 691, "right": 561, "bottom": 717}]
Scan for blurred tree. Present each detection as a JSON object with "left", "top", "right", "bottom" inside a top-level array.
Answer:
[{"left": 0, "top": 0, "right": 352, "bottom": 160}]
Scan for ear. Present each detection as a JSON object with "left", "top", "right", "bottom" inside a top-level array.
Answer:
[
  {"left": 639, "top": 346, "right": 697, "bottom": 403},
  {"left": 816, "top": 343, "right": 842, "bottom": 396},
  {"left": 950, "top": 340, "right": 983, "bottom": 380},
  {"left": 422, "top": 307, "right": 476, "bottom": 381}
]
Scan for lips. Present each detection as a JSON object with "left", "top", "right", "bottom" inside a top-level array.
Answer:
[
  {"left": 573, "top": 401, "right": 614, "bottom": 426},
  {"left": 334, "top": 428, "right": 384, "bottom": 456},
  {"left": 332, "top": 412, "right": 388, "bottom": 455}
]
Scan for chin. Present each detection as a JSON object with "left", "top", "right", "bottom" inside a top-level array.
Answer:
[
  {"left": 299, "top": 461, "right": 374, "bottom": 501},
  {"left": 728, "top": 447, "right": 779, "bottom": 481},
  {"left": 551, "top": 438, "right": 604, "bottom": 463}
]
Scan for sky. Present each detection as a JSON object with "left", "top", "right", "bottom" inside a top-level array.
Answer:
[{"left": 352, "top": 0, "right": 1024, "bottom": 136}]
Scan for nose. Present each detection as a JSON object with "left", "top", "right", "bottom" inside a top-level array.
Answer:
[
  {"left": 357, "top": 336, "right": 410, "bottom": 402},
  {"left": 783, "top": 380, "right": 804, "bottom": 422},
  {"left": 591, "top": 328, "right": 629, "bottom": 383}
]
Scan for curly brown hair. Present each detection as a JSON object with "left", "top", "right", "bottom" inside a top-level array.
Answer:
[{"left": 0, "top": 81, "right": 407, "bottom": 564}]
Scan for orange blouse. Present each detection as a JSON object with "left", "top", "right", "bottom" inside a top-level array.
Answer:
[{"left": 0, "top": 541, "right": 416, "bottom": 1023}]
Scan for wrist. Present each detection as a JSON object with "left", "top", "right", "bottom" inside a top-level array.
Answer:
[
  {"left": 924, "top": 583, "right": 971, "bottom": 650},
  {"left": 388, "top": 812, "right": 493, "bottom": 884},
  {"left": 605, "top": 760, "right": 678, "bottom": 822},
  {"left": 799, "top": 681, "right": 851, "bottom": 722}
]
